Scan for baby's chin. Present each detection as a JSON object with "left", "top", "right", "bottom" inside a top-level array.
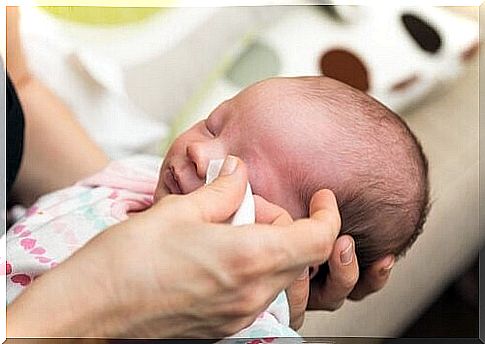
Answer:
[
  {"left": 154, "top": 161, "right": 178, "bottom": 202},
  {"left": 153, "top": 177, "right": 170, "bottom": 203}
]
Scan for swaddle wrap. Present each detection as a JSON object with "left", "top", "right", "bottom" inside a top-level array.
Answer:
[{"left": 206, "top": 159, "right": 299, "bottom": 340}]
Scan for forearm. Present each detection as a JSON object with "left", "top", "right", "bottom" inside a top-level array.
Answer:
[
  {"left": 10, "top": 75, "right": 109, "bottom": 205},
  {"left": 7, "top": 7, "right": 109, "bottom": 205},
  {"left": 7, "top": 238, "right": 119, "bottom": 337},
  {"left": 6, "top": 7, "right": 31, "bottom": 89},
  {"left": 6, "top": 216, "right": 180, "bottom": 338}
]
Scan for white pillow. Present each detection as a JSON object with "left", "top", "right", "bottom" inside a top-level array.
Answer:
[{"left": 172, "top": 6, "right": 479, "bottom": 143}]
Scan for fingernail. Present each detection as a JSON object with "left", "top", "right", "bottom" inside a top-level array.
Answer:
[
  {"left": 340, "top": 239, "right": 353, "bottom": 265},
  {"left": 297, "top": 267, "right": 309, "bottom": 281},
  {"left": 220, "top": 155, "right": 238, "bottom": 176}
]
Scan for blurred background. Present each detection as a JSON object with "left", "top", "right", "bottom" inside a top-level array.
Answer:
[{"left": 10, "top": 3, "right": 482, "bottom": 338}]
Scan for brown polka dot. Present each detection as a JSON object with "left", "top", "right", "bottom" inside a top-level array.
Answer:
[
  {"left": 401, "top": 13, "right": 442, "bottom": 54},
  {"left": 319, "top": 48, "right": 370, "bottom": 92},
  {"left": 391, "top": 74, "right": 419, "bottom": 92},
  {"left": 461, "top": 41, "right": 480, "bottom": 62}
]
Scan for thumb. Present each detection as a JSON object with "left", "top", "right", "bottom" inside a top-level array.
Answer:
[{"left": 162, "top": 156, "right": 249, "bottom": 223}]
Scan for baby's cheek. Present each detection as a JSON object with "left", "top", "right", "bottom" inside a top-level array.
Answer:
[
  {"left": 240, "top": 153, "right": 304, "bottom": 218},
  {"left": 250, "top": 172, "right": 299, "bottom": 218},
  {"left": 245, "top": 162, "right": 269, "bottom": 197}
]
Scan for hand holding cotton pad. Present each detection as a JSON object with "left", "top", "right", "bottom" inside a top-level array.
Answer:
[
  {"left": 206, "top": 159, "right": 255, "bottom": 226},
  {"left": 206, "top": 159, "right": 299, "bottom": 339}
]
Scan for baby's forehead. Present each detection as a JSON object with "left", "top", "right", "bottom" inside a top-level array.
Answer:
[
  {"left": 235, "top": 78, "right": 307, "bottom": 104},
  {"left": 231, "top": 80, "right": 329, "bottom": 123}
]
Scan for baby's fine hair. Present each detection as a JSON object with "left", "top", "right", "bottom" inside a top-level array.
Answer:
[{"left": 299, "top": 77, "right": 430, "bottom": 269}]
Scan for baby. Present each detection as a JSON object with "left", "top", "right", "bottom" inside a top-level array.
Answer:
[
  {"left": 6, "top": 76, "right": 429, "bottom": 337},
  {"left": 156, "top": 76, "right": 429, "bottom": 270}
]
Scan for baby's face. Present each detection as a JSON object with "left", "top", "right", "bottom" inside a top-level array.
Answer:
[{"left": 156, "top": 79, "right": 334, "bottom": 218}]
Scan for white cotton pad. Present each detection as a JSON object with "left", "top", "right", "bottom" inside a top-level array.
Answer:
[{"left": 206, "top": 159, "right": 255, "bottom": 225}]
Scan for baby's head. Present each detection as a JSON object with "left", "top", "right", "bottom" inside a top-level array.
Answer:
[{"left": 156, "top": 76, "right": 429, "bottom": 269}]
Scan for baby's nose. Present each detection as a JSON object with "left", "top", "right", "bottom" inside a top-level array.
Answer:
[{"left": 186, "top": 142, "right": 212, "bottom": 180}]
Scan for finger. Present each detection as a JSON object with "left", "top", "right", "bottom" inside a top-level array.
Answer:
[
  {"left": 281, "top": 189, "right": 341, "bottom": 266},
  {"left": 308, "top": 235, "right": 359, "bottom": 310},
  {"left": 348, "top": 255, "right": 395, "bottom": 301},
  {"left": 309, "top": 189, "right": 341, "bottom": 228},
  {"left": 254, "top": 195, "right": 293, "bottom": 225},
  {"left": 225, "top": 189, "right": 341, "bottom": 286},
  {"left": 157, "top": 156, "right": 248, "bottom": 223},
  {"left": 287, "top": 268, "right": 310, "bottom": 330}
]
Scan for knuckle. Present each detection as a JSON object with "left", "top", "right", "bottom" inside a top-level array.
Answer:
[
  {"left": 325, "top": 300, "right": 344, "bottom": 312},
  {"left": 314, "top": 235, "right": 334, "bottom": 260},
  {"left": 237, "top": 236, "right": 260, "bottom": 261},
  {"left": 225, "top": 263, "right": 252, "bottom": 285},
  {"left": 291, "top": 314, "right": 305, "bottom": 330},
  {"left": 349, "top": 294, "right": 365, "bottom": 301},
  {"left": 233, "top": 289, "right": 264, "bottom": 317},
  {"left": 348, "top": 290, "right": 365, "bottom": 301},
  {"left": 242, "top": 283, "right": 274, "bottom": 316},
  {"left": 253, "top": 237, "right": 289, "bottom": 272},
  {"left": 342, "top": 273, "right": 360, "bottom": 290},
  {"left": 215, "top": 269, "right": 239, "bottom": 291},
  {"left": 225, "top": 239, "right": 263, "bottom": 280},
  {"left": 332, "top": 210, "right": 342, "bottom": 230},
  {"left": 327, "top": 268, "right": 359, "bottom": 291}
]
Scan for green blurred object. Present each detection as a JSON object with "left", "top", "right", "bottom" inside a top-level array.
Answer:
[
  {"left": 40, "top": 6, "right": 166, "bottom": 26},
  {"left": 226, "top": 40, "right": 281, "bottom": 89}
]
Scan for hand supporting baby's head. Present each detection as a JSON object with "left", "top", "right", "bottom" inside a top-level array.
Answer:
[{"left": 156, "top": 76, "right": 430, "bottom": 269}]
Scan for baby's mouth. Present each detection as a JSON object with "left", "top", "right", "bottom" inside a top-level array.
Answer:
[{"left": 164, "top": 166, "right": 183, "bottom": 194}]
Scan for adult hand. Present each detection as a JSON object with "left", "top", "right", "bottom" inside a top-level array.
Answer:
[
  {"left": 307, "top": 236, "right": 395, "bottom": 311},
  {"left": 7, "top": 156, "right": 341, "bottom": 338},
  {"left": 254, "top": 196, "right": 394, "bottom": 329}
]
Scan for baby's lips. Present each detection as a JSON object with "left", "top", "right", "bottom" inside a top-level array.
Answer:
[{"left": 163, "top": 166, "right": 182, "bottom": 195}]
